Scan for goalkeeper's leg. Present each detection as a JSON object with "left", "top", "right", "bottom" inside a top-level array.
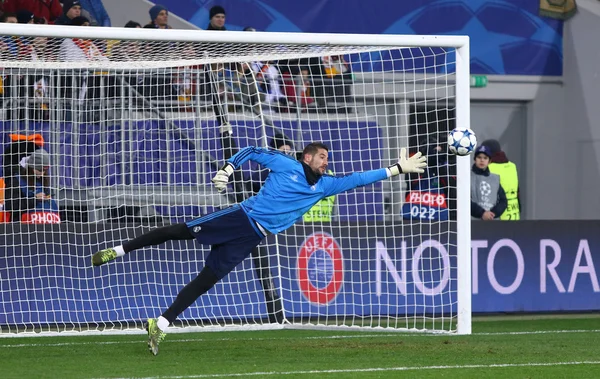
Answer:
[
  {"left": 147, "top": 265, "right": 219, "bottom": 356},
  {"left": 92, "top": 223, "right": 194, "bottom": 266},
  {"left": 251, "top": 245, "right": 284, "bottom": 323},
  {"left": 149, "top": 234, "right": 261, "bottom": 355}
]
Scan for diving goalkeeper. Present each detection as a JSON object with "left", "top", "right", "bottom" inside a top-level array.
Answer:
[{"left": 92, "top": 142, "right": 427, "bottom": 356}]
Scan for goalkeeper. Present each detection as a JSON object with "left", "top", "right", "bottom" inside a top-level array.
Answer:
[{"left": 92, "top": 142, "right": 427, "bottom": 356}]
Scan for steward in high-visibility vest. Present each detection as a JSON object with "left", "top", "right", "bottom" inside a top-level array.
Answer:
[
  {"left": 488, "top": 160, "right": 519, "bottom": 220},
  {"left": 303, "top": 170, "right": 335, "bottom": 222},
  {"left": 482, "top": 139, "right": 521, "bottom": 220}
]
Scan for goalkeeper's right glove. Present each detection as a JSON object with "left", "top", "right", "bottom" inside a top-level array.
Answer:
[
  {"left": 212, "top": 163, "right": 235, "bottom": 193},
  {"left": 387, "top": 148, "right": 427, "bottom": 177}
]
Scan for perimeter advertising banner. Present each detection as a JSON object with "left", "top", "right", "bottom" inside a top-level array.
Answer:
[
  {"left": 277, "top": 221, "right": 600, "bottom": 316},
  {"left": 0, "top": 221, "right": 599, "bottom": 326}
]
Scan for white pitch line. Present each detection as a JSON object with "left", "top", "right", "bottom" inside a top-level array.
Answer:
[
  {"left": 1, "top": 329, "right": 599, "bottom": 348},
  {"left": 476, "top": 329, "right": 600, "bottom": 336},
  {"left": 98, "top": 361, "right": 600, "bottom": 379}
]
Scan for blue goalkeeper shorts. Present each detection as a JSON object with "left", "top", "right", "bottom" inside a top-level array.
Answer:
[{"left": 185, "top": 205, "right": 264, "bottom": 279}]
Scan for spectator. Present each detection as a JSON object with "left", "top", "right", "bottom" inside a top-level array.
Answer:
[
  {"left": 108, "top": 21, "right": 141, "bottom": 60},
  {"left": 270, "top": 133, "right": 295, "bottom": 156},
  {"left": 26, "top": 33, "right": 49, "bottom": 61},
  {"left": 11, "top": 10, "right": 45, "bottom": 59},
  {"left": 16, "top": 10, "right": 35, "bottom": 24},
  {"left": 33, "top": 15, "right": 48, "bottom": 24},
  {"left": 278, "top": 59, "right": 316, "bottom": 109},
  {"left": 55, "top": 0, "right": 81, "bottom": 25},
  {"left": 12, "top": 10, "right": 51, "bottom": 109},
  {"left": 321, "top": 55, "right": 351, "bottom": 79},
  {"left": 59, "top": 16, "right": 107, "bottom": 61},
  {"left": 229, "top": 27, "right": 264, "bottom": 112},
  {"left": 482, "top": 139, "right": 521, "bottom": 220},
  {"left": 124, "top": 20, "right": 141, "bottom": 28},
  {"left": 69, "top": 14, "right": 88, "bottom": 26},
  {"left": 59, "top": 0, "right": 99, "bottom": 26},
  {"left": 2, "top": 138, "right": 60, "bottom": 224},
  {"left": 471, "top": 145, "right": 507, "bottom": 220},
  {"left": 0, "top": 13, "right": 18, "bottom": 59},
  {"left": 145, "top": 4, "right": 171, "bottom": 29},
  {"left": 79, "top": 0, "right": 110, "bottom": 26},
  {"left": 1, "top": 11, "right": 18, "bottom": 23},
  {"left": 250, "top": 61, "right": 289, "bottom": 110},
  {"left": 2, "top": 0, "right": 62, "bottom": 24},
  {"left": 195, "top": 5, "right": 228, "bottom": 126},
  {"left": 207, "top": 5, "right": 225, "bottom": 30},
  {"left": 2, "top": 134, "right": 44, "bottom": 177},
  {"left": 222, "top": 25, "right": 286, "bottom": 136}
]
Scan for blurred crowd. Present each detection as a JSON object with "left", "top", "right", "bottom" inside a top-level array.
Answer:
[{"left": 0, "top": 2, "right": 354, "bottom": 114}]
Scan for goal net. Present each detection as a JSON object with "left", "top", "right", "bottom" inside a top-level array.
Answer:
[{"left": 0, "top": 25, "right": 471, "bottom": 336}]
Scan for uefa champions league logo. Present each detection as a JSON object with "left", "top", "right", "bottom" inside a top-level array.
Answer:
[
  {"left": 383, "top": 0, "right": 562, "bottom": 75},
  {"left": 297, "top": 232, "right": 344, "bottom": 305},
  {"left": 479, "top": 181, "right": 492, "bottom": 197}
]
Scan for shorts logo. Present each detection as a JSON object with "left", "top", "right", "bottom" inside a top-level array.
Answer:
[
  {"left": 193, "top": 226, "right": 202, "bottom": 233},
  {"left": 297, "top": 232, "right": 344, "bottom": 305}
]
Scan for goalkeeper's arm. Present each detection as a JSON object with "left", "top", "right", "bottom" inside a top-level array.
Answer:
[
  {"left": 321, "top": 148, "right": 427, "bottom": 197},
  {"left": 213, "top": 147, "right": 426, "bottom": 194},
  {"left": 212, "top": 163, "right": 235, "bottom": 193},
  {"left": 385, "top": 148, "right": 427, "bottom": 177},
  {"left": 211, "top": 146, "right": 292, "bottom": 193}
]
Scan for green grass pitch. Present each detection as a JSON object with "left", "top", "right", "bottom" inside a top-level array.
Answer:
[{"left": 1, "top": 315, "right": 599, "bottom": 378}]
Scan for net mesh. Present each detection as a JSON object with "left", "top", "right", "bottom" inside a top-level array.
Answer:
[
  {"left": 0, "top": 28, "right": 462, "bottom": 335},
  {"left": 0, "top": 35, "right": 391, "bottom": 69}
]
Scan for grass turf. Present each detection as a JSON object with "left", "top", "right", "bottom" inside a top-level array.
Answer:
[{"left": 0, "top": 316, "right": 599, "bottom": 378}]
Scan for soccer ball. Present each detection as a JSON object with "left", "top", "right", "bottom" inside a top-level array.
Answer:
[{"left": 447, "top": 128, "right": 477, "bottom": 156}]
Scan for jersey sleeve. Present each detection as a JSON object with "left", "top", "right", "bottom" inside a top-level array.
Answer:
[
  {"left": 321, "top": 168, "right": 388, "bottom": 197},
  {"left": 227, "top": 146, "right": 293, "bottom": 172}
]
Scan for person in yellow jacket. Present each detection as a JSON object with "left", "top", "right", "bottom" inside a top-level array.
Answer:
[{"left": 481, "top": 139, "right": 521, "bottom": 220}]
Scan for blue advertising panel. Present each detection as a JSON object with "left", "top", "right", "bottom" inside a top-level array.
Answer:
[
  {"left": 471, "top": 221, "right": 600, "bottom": 312},
  {"left": 163, "top": 0, "right": 563, "bottom": 75},
  {"left": 276, "top": 223, "right": 457, "bottom": 318},
  {"left": 0, "top": 119, "right": 384, "bottom": 223},
  {"left": 1, "top": 221, "right": 599, "bottom": 327}
]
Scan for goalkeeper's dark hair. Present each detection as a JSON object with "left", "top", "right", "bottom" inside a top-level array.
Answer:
[{"left": 301, "top": 142, "right": 329, "bottom": 160}]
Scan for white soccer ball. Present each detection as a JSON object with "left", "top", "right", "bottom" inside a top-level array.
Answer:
[{"left": 447, "top": 128, "right": 477, "bottom": 156}]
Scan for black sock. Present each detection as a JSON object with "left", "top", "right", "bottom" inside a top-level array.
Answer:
[
  {"left": 162, "top": 266, "right": 219, "bottom": 324},
  {"left": 122, "top": 223, "right": 193, "bottom": 253},
  {"left": 251, "top": 246, "right": 284, "bottom": 323}
]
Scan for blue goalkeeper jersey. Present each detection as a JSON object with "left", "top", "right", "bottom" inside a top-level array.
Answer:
[{"left": 227, "top": 147, "right": 388, "bottom": 234}]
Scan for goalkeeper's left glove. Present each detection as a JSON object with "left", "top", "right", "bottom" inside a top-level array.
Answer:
[
  {"left": 212, "top": 163, "right": 235, "bottom": 193},
  {"left": 387, "top": 148, "right": 427, "bottom": 177}
]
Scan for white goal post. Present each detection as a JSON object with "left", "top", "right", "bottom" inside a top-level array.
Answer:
[{"left": 0, "top": 24, "right": 471, "bottom": 336}]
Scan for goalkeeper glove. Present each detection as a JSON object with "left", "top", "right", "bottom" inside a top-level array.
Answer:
[
  {"left": 387, "top": 148, "right": 427, "bottom": 176},
  {"left": 212, "top": 163, "right": 235, "bottom": 193}
]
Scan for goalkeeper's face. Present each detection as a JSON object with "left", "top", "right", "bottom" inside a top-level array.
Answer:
[{"left": 305, "top": 148, "right": 329, "bottom": 175}]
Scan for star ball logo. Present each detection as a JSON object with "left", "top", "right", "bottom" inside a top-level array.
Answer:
[{"left": 297, "top": 232, "right": 343, "bottom": 305}]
